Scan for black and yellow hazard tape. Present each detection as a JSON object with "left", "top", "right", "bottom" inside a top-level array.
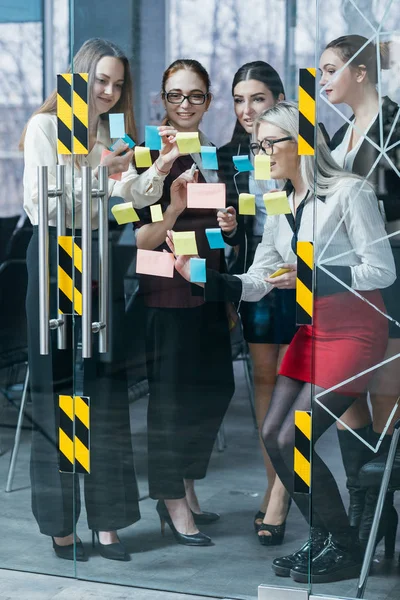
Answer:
[
  {"left": 58, "top": 236, "right": 82, "bottom": 316},
  {"left": 57, "top": 73, "right": 88, "bottom": 155},
  {"left": 294, "top": 410, "right": 311, "bottom": 494},
  {"left": 59, "top": 395, "right": 90, "bottom": 474},
  {"left": 298, "top": 68, "right": 316, "bottom": 155},
  {"left": 296, "top": 241, "right": 313, "bottom": 325}
]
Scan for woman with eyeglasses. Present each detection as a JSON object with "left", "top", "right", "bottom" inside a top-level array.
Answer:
[
  {"left": 132, "top": 59, "right": 234, "bottom": 547},
  {"left": 217, "top": 62, "right": 296, "bottom": 546},
  {"left": 166, "top": 101, "right": 395, "bottom": 582}
]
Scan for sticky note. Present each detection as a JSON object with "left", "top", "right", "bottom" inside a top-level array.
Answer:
[
  {"left": 255, "top": 155, "right": 271, "bottom": 180},
  {"left": 135, "top": 146, "right": 152, "bottom": 168},
  {"left": 101, "top": 149, "right": 121, "bottom": 181},
  {"left": 145, "top": 125, "right": 162, "bottom": 151},
  {"left": 239, "top": 193, "right": 256, "bottom": 215},
  {"left": 150, "top": 204, "right": 163, "bottom": 222},
  {"left": 110, "top": 134, "right": 135, "bottom": 152},
  {"left": 111, "top": 202, "right": 140, "bottom": 225},
  {"left": 233, "top": 155, "right": 254, "bottom": 172},
  {"left": 136, "top": 249, "right": 174, "bottom": 278},
  {"left": 173, "top": 231, "right": 198, "bottom": 255},
  {"left": 201, "top": 146, "right": 218, "bottom": 170},
  {"left": 176, "top": 132, "right": 201, "bottom": 153},
  {"left": 190, "top": 258, "right": 206, "bottom": 283},
  {"left": 187, "top": 183, "right": 226, "bottom": 209},
  {"left": 205, "top": 228, "right": 225, "bottom": 249},
  {"left": 109, "top": 113, "right": 125, "bottom": 138},
  {"left": 263, "top": 191, "right": 291, "bottom": 215}
]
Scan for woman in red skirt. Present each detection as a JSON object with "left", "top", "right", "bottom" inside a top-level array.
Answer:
[{"left": 166, "top": 101, "right": 396, "bottom": 583}]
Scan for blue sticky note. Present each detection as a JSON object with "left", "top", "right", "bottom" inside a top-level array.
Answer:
[
  {"left": 205, "top": 228, "right": 225, "bottom": 249},
  {"left": 109, "top": 134, "right": 136, "bottom": 152},
  {"left": 190, "top": 258, "right": 206, "bottom": 283},
  {"left": 233, "top": 155, "right": 254, "bottom": 172},
  {"left": 145, "top": 125, "right": 162, "bottom": 150},
  {"left": 109, "top": 113, "right": 125, "bottom": 138},
  {"left": 201, "top": 146, "right": 219, "bottom": 170}
]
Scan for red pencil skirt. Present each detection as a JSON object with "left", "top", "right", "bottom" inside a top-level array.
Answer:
[{"left": 279, "top": 291, "right": 389, "bottom": 396}]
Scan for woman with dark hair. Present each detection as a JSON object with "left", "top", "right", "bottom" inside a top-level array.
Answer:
[
  {"left": 218, "top": 61, "right": 296, "bottom": 545},
  {"left": 319, "top": 34, "right": 400, "bottom": 550}
]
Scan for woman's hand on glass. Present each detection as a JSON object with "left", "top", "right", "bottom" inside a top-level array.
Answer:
[
  {"left": 217, "top": 207, "right": 237, "bottom": 233},
  {"left": 165, "top": 229, "right": 195, "bottom": 283},
  {"left": 168, "top": 168, "right": 198, "bottom": 217},
  {"left": 99, "top": 144, "right": 133, "bottom": 176},
  {"left": 157, "top": 125, "right": 182, "bottom": 172},
  {"left": 265, "top": 263, "right": 297, "bottom": 289}
]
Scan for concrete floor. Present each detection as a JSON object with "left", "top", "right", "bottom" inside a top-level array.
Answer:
[{"left": 1, "top": 362, "right": 400, "bottom": 600}]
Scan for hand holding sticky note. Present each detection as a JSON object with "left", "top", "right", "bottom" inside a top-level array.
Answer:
[
  {"left": 263, "top": 191, "right": 291, "bottom": 215},
  {"left": 190, "top": 258, "right": 206, "bottom": 282},
  {"left": 201, "top": 146, "right": 218, "bottom": 170},
  {"left": 136, "top": 249, "right": 174, "bottom": 278},
  {"left": 109, "top": 113, "right": 125, "bottom": 138},
  {"left": 254, "top": 155, "right": 271, "bottom": 180},
  {"left": 239, "top": 193, "right": 256, "bottom": 215},
  {"left": 187, "top": 183, "right": 226, "bottom": 209},
  {"left": 173, "top": 231, "right": 198, "bottom": 255},
  {"left": 205, "top": 228, "right": 225, "bottom": 249},
  {"left": 101, "top": 149, "right": 121, "bottom": 181},
  {"left": 111, "top": 202, "right": 140, "bottom": 225},
  {"left": 176, "top": 132, "right": 201, "bottom": 153},
  {"left": 150, "top": 204, "right": 163, "bottom": 222},
  {"left": 233, "top": 155, "right": 254, "bottom": 172},
  {"left": 145, "top": 125, "right": 162, "bottom": 150},
  {"left": 135, "top": 146, "right": 152, "bottom": 168}
]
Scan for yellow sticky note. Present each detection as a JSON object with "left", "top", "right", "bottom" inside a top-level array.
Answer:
[
  {"left": 111, "top": 203, "right": 140, "bottom": 225},
  {"left": 263, "top": 191, "right": 291, "bottom": 215},
  {"left": 173, "top": 231, "right": 198, "bottom": 255},
  {"left": 239, "top": 193, "right": 256, "bottom": 215},
  {"left": 255, "top": 155, "right": 271, "bottom": 180},
  {"left": 175, "top": 132, "right": 201, "bottom": 153},
  {"left": 135, "top": 146, "right": 152, "bottom": 168},
  {"left": 150, "top": 204, "right": 163, "bottom": 222}
]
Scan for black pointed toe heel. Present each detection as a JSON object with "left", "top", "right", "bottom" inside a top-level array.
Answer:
[
  {"left": 156, "top": 500, "right": 212, "bottom": 546},
  {"left": 52, "top": 537, "right": 87, "bottom": 561},
  {"left": 253, "top": 511, "right": 266, "bottom": 533},
  {"left": 92, "top": 531, "right": 130, "bottom": 561},
  {"left": 191, "top": 510, "right": 220, "bottom": 525}
]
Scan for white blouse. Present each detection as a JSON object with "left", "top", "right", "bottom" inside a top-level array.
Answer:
[
  {"left": 23, "top": 113, "right": 167, "bottom": 228},
  {"left": 236, "top": 179, "right": 396, "bottom": 302}
]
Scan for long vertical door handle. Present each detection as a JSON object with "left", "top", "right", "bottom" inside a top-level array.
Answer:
[
  {"left": 56, "top": 165, "right": 68, "bottom": 350},
  {"left": 38, "top": 166, "right": 50, "bottom": 355},
  {"left": 97, "top": 166, "right": 109, "bottom": 353},
  {"left": 81, "top": 166, "right": 93, "bottom": 358}
]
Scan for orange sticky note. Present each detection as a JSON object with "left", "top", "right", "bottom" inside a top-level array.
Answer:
[
  {"left": 175, "top": 132, "right": 201, "bottom": 153},
  {"left": 135, "top": 146, "right": 152, "bottom": 168},
  {"left": 187, "top": 183, "right": 226, "bottom": 209},
  {"left": 255, "top": 155, "right": 271, "bottom": 180},
  {"left": 263, "top": 191, "right": 291, "bottom": 215},
  {"left": 111, "top": 202, "right": 140, "bottom": 225},
  {"left": 239, "top": 193, "right": 256, "bottom": 215},
  {"left": 173, "top": 231, "right": 198, "bottom": 255},
  {"left": 101, "top": 149, "right": 121, "bottom": 180},
  {"left": 150, "top": 204, "right": 163, "bottom": 222},
  {"left": 136, "top": 249, "right": 174, "bottom": 278}
]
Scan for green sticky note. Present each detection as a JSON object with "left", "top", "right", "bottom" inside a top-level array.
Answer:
[
  {"left": 176, "top": 132, "right": 201, "bottom": 153},
  {"left": 263, "top": 191, "right": 291, "bottom": 215},
  {"left": 150, "top": 204, "right": 163, "bottom": 222},
  {"left": 111, "top": 203, "right": 140, "bottom": 225},
  {"left": 255, "top": 155, "right": 271, "bottom": 180},
  {"left": 135, "top": 146, "right": 152, "bottom": 168},
  {"left": 173, "top": 231, "right": 198, "bottom": 255},
  {"left": 239, "top": 193, "right": 256, "bottom": 215}
]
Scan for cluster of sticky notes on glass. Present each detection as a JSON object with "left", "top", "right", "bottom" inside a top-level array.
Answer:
[
  {"left": 101, "top": 149, "right": 122, "bottom": 181},
  {"left": 176, "top": 132, "right": 201, "bottom": 153},
  {"left": 187, "top": 183, "right": 226, "bottom": 209},
  {"left": 135, "top": 146, "right": 153, "bottom": 168},
  {"left": 109, "top": 134, "right": 135, "bottom": 152},
  {"left": 205, "top": 228, "right": 225, "bottom": 249},
  {"left": 201, "top": 146, "right": 218, "bottom": 170},
  {"left": 263, "top": 191, "right": 291, "bottom": 215},
  {"left": 254, "top": 155, "right": 271, "bottom": 180},
  {"left": 233, "top": 155, "right": 254, "bottom": 172},
  {"left": 150, "top": 204, "right": 163, "bottom": 222},
  {"left": 136, "top": 248, "right": 174, "bottom": 278},
  {"left": 190, "top": 257, "right": 206, "bottom": 282},
  {"left": 173, "top": 231, "right": 198, "bottom": 255},
  {"left": 109, "top": 113, "right": 125, "bottom": 138},
  {"left": 239, "top": 193, "right": 256, "bottom": 215},
  {"left": 111, "top": 202, "right": 140, "bottom": 225},
  {"left": 145, "top": 125, "right": 162, "bottom": 151}
]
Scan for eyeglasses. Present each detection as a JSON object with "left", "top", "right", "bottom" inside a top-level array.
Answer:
[
  {"left": 163, "top": 92, "right": 209, "bottom": 105},
  {"left": 250, "top": 136, "right": 294, "bottom": 156}
]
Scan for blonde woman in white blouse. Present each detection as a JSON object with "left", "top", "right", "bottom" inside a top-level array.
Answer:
[
  {"left": 21, "top": 38, "right": 174, "bottom": 563},
  {"left": 167, "top": 102, "right": 395, "bottom": 583}
]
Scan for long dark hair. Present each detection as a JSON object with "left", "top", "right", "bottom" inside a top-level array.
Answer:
[
  {"left": 230, "top": 61, "right": 285, "bottom": 146},
  {"left": 325, "top": 35, "right": 390, "bottom": 85}
]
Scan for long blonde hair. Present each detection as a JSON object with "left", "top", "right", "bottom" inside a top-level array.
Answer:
[{"left": 19, "top": 38, "right": 137, "bottom": 150}]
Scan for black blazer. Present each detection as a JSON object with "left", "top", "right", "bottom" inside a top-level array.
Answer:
[{"left": 330, "top": 95, "right": 400, "bottom": 222}]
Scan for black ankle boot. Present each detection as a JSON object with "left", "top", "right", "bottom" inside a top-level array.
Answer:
[
  {"left": 290, "top": 532, "right": 362, "bottom": 583},
  {"left": 272, "top": 527, "right": 328, "bottom": 577},
  {"left": 358, "top": 489, "right": 398, "bottom": 558},
  {"left": 337, "top": 426, "right": 373, "bottom": 529}
]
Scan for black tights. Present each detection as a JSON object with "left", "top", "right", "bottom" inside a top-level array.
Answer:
[{"left": 262, "top": 375, "right": 356, "bottom": 542}]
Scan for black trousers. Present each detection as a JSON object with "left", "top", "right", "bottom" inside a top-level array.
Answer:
[
  {"left": 0, "top": 215, "right": 19, "bottom": 263},
  {"left": 145, "top": 303, "right": 235, "bottom": 499},
  {"left": 26, "top": 227, "right": 140, "bottom": 537}
]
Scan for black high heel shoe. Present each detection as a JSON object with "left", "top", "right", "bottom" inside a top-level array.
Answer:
[
  {"left": 258, "top": 498, "right": 292, "bottom": 546},
  {"left": 359, "top": 490, "right": 398, "bottom": 559},
  {"left": 253, "top": 511, "right": 266, "bottom": 533},
  {"left": 156, "top": 500, "right": 212, "bottom": 546},
  {"left": 52, "top": 537, "right": 87, "bottom": 561},
  {"left": 91, "top": 531, "right": 130, "bottom": 561}
]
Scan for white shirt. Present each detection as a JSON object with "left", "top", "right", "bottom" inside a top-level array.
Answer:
[
  {"left": 249, "top": 173, "right": 279, "bottom": 237},
  {"left": 23, "top": 113, "right": 167, "bottom": 228},
  {"left": 236, "top": 179, "right": 396, "bottom": 302},
  {"left": 331, "top": 114, "right": 377, "bottom": 171}
]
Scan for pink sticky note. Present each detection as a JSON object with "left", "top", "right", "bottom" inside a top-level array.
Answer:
[
  {"left": 187, "top": 183, "right": 226, "bottom": 209},
  {"left": 136, "top": 249, "right": 175, "bottom": 278},
  {"left": 101, "top": 149, "right": 121, "bottom": 181}
]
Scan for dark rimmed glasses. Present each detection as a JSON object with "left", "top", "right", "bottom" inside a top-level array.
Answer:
[
  {"left": 250, "top": 136, "right": 294, "bottom": 156},
  {"left": 163, "top": 91, "right": 209, "bottom": 105}
]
